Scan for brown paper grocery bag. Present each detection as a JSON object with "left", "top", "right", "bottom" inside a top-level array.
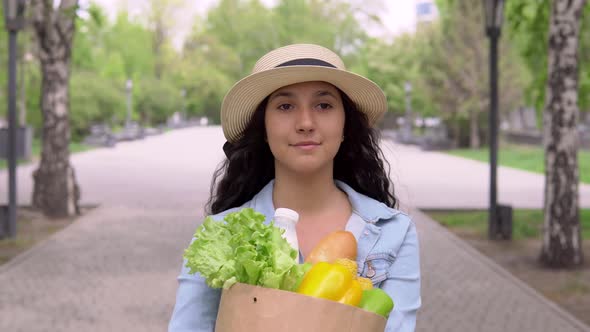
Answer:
[{"left": 215, "top": 283, "right": 387, "bottom": 332}]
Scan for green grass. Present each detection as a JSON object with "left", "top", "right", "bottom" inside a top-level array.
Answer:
[
  {"left": 0, "top": 139, "right": 93, "bottom": 170},
  {"left": 447, "top": 144, "right": 590, "bottom": 184},
  {"left": 426, "top": 209, "right": 590, "bottom": 240}
]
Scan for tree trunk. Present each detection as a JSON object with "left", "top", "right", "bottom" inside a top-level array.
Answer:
[
  {"left": 31, "top": 0, "right": 81, "bottom": 218},
  {"left": 540, "top": 0, "right": 585, "bottom": 268},
  {"left": 469, "top": 109, "right": 480, "bottom": 148}
]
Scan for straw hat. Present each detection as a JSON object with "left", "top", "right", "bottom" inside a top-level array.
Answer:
[{"left": 220, "top": 44, "right": 387, "bottom": 143}]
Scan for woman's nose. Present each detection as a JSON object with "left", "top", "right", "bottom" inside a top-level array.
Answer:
[{"left": 295, "top": 107, "right": 315, "bottom": 133}]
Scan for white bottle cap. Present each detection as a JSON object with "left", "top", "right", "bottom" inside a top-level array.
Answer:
[{"left": 274, "top": 208, "right": 299, "bottom": 224}]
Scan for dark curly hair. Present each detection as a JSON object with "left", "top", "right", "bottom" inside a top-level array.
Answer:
[{"left": 205, "top": 89, "right": 397, "bottom": 215}]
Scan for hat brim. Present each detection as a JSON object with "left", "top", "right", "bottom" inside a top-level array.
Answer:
[{"left": 221, "top": 66, "right": 387, "bottom": 143}]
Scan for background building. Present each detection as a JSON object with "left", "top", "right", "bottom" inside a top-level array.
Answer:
[{"left": 415, "top": 0, "right": 438, "bottom": 27}]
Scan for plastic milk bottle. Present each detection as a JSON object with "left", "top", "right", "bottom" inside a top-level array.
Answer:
[{"left": 273, "top": 208, "right": 300, "bottom": 262}]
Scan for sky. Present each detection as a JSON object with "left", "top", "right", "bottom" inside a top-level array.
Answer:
[{"left": 85, "top": 0, "right": 424, "bottom": 49}]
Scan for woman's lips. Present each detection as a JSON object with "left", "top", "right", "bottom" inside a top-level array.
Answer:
[{"left": 291, "top": 141, "right": 321, "bottom": 150}]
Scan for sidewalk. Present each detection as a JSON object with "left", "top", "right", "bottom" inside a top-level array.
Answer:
[
  {"left": 380, "top": 140, "right": 590, "bottom": 211},
  {"left": 412, "top": 208, "right": 589, "bottom": 332},
  {"left": 0, "top": 126, "right": 588, "bottom": 331},
  {"left": 0, "top": 205, "right": 198, "bottom": 332}
]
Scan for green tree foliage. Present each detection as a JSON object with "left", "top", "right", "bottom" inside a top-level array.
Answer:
[
  {"left": 179, "top": 0, "right": 369, "bottom": 124},
  {"left": 175, "top": 23, "right": 241, "bottom": 124},
  {"left": 136, "top": 77, "right": 182, "bottom": 125},
  {"left": 69, "top": 71, "right": 127, "bottom": 140},
  {"left": 72, "top": 3, "right": 108, "bottom": 71},
  {"left": 8, "top": 0, "right": 576, "bottom": 148},
  {"left": 22, "top": 58, "right": 42, "bottom": 134},
  {"left": 361, "top": 33, "right": 436, "bottom": 117},
  {"left": 74, "top": 6, "right": 155, "bottom": 81},
  {"left": 145, "top": 0, "right": 186, "bottom": 79},
  {"left": 363, "top": 0, "right": 525, "bottom": 147},
  {"left": 506, "top": 0, "right": 590, "bottom": 113},
  {"left": 68, "top": 4, "right": 161, "bottom": 137},
  {"left": 357, "top": 0, "right": 521, "bottom": 147},
  {"left": 105, "top": 13, "right": 156, "bottom": 80},
  {"left": 434, "top": 0, "right": 525, "bottom": 147}
]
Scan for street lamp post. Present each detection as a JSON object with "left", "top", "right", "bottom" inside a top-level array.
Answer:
[
  {"left": 484, "top": 0, "right": 511, "bottom": 240},
  {"left": 125, "top": 79, "right": 133, "bottom": 128},
  {"left": 2, "top": 0, "right": 26, "bottom": 239}
]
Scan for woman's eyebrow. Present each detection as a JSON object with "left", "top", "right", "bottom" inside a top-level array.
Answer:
[
  {"left": 269, "top": 91, "right": 294, "bottom": 102},
  {"left": 269, "top": 90, "right": 338, "bottom": 102},
  {"left": 315, "top": 90, "right": 338, "bottom": 98}
]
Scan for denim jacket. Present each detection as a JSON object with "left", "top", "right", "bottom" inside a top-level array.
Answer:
[{"left": 169, "top": 180, "right": 421, "bottom": 332}]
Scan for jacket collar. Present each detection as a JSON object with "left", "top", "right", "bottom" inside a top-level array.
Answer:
[{"left": 250, "top": 179, "right": 398, "bottom": 224}]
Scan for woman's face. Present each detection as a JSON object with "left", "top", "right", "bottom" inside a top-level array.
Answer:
[{"left": 264, "top": 81, "right": 346, "bottom": 175}]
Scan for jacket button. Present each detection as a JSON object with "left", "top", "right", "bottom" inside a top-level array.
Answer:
[{"left": 366, "top": 261, "right": 376, "bottom": 278}]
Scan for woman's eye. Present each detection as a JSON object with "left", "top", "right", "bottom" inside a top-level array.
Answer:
[
  {"left": 317, "top": 103, "right": 332, "bottom": 110},
  {"left": 278, "top": 104, "right": 293, "bottom": 111}
]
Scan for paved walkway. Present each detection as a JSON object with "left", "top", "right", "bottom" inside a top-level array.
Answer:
[
  {"left": 413, "top": 209, "right": 588, "bottom": 331},
  {"left": 0, "top": 126, "right": 588, "bottom": 331},
  {"left": 380, "top": 140, "right": 590, "bottom": 211}
]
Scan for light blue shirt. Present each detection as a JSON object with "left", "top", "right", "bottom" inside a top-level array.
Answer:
[
  {"left": 345, "top": 212, "right": 367, "bottom": 241},
  {"left": 169, "top": 180, "right": 421, "bottom": 332}
]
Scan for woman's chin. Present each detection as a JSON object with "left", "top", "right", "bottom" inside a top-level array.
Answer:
[{"left": 285, "top": 162, "right": 332, "bottom": 176}]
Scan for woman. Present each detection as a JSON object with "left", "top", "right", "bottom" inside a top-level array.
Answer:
[{"left": 169, "top": 44, "right": 421, "bottom": 332}]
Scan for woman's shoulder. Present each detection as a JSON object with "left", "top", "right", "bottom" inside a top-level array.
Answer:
[
  {"left": 370, "top": 209, "right": 418, "bottom": 255},
  {"left": 378, "top": 209, "right": 414, "bottom": 233}
]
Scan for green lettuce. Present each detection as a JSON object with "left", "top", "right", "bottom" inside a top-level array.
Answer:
[{"left": 183, "top": 208, "right": 311, "bottom": 290}]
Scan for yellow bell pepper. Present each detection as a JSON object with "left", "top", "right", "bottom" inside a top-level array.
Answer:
[{"left": 296, "top": 262, "right": 363, "bottom": 306}]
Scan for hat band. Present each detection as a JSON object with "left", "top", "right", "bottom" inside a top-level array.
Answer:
[{"left": 275, "top": 58, "right": 337, "bottom": 68}]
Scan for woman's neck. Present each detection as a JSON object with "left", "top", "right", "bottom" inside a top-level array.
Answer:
[{"left": 272, "top": 167, "right": 342, "bottom": 216}]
